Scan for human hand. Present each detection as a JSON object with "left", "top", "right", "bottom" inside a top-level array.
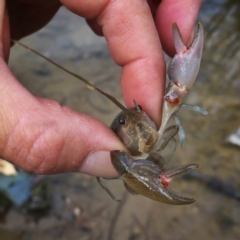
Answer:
[{"left": 0, "top": 0, "right": 201, "bottom": 177}]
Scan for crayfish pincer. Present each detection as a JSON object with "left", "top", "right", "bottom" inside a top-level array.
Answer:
[{"left": 111, "top": 150, "right": 198, "bottom": 205}]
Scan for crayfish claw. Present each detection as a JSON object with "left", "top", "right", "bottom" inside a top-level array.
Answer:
[
  {"left": 157, "top": 186, "right": 196, "bottom": 205},
  {"left": 168, "top": 22, "right": 204, "bottom": 89},
  {"left": 172, "top": 22, "right": 187, "bottom": 54},
  {"left": 160, "top": 164, "right": 199, "bottom": 184},
  {"left": 121, "top": 157, "right": 198, "bottom": 205},
  {"left": 158, "top": 164, "right": 199, "bottom": 204}
]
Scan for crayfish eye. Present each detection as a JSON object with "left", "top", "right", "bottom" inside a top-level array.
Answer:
[
  {"left": 137, "top": 105, "right": 142, "bottom": 110},
  {"left": 118, "top": 118, "right": 126, "bottom": 125}
]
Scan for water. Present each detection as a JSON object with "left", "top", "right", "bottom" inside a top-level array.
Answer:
[{"left": 1, "top": 0, "right": 240, "bottom": 239}]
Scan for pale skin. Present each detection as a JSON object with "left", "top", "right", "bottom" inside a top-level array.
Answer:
[{"left": 0, "top": 0, "right": 201, "bottom": 177}]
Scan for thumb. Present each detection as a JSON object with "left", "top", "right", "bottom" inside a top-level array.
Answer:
[
  {"left": 0, "top": 1, "right": 125, "bottom": 177},
  {"left": 0, "top": 58, "right": 126, "bottom": 177}
]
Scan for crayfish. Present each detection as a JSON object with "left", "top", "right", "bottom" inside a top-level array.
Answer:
[{"left": 98, "top": 22, "right": 206, "bottom": 205}]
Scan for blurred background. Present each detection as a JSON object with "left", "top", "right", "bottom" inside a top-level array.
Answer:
[{"left": 1, "top": 0, "right": 240, "bottom": 239}]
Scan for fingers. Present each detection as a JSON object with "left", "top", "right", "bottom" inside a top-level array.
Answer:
[
  {"left": 156, "top": 0, "right": 202, "bottom": 57},
  {"left": 60, "top": 0, "right": 108, "bottom": 19},
  {"left": 62, "top": 0, "right": 165, "bottom": 126}
]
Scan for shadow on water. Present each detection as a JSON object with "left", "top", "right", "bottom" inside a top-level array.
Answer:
[{"left": 1, "top": 0, "right": 240, "bottom": 239}]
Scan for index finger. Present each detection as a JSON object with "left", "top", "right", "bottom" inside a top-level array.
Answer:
[
  {"left": 62, "top": 0, "right": 165, "bottom": 125},
  {"left": 99, "top": 1, "right": 166, "bottom": 125}
]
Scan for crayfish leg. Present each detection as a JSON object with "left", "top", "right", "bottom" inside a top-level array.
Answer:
[
  {"left": 174, "top": 114, "right": 185, "bottom": 147},
  {"left": 181, "top": 103, "right": 208, "bottom": 115},
  {"left": 96, "top": 177, "right": 121, "bottom": 202}
]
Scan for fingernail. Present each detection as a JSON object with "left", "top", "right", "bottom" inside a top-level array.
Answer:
[{"left": 79, "top": 151, "right": 119, "bottom": 178}]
